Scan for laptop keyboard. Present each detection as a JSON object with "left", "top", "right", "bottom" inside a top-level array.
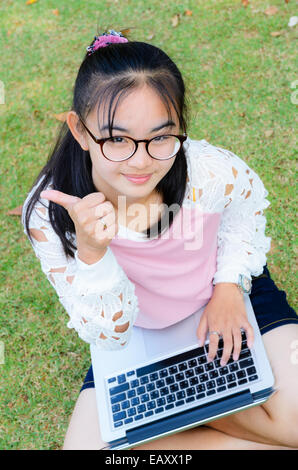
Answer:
[{"left": 106, "top": 330, "right": 258, "bottom": 429}]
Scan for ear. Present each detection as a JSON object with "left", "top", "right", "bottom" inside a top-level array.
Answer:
[{"left": 66, "top": 111, "right": 89, "bottom": 151}]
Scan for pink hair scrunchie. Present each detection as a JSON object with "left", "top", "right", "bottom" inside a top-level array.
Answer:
[{"left": 86, "top": 29, "right": 128, "bottom": 55}]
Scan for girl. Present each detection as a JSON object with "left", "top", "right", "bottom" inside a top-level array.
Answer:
[{"left": 22, "top": 29, "right": 298, "bottom": 450}]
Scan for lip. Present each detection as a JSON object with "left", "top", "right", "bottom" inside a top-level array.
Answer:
[{"left": 123, "top": 173, "right": 153, "bottom": 184}]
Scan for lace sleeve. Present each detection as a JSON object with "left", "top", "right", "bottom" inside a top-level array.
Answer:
[
  {"left": 210, "top": 146, "right": 272, "bottom": 284},
  {"left": 21, "top": 194, "right": 139, "bottom": 350}
]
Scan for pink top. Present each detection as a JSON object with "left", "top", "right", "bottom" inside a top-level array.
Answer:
[{"left": 110, "top": 208, "right": 221, "bottom": 329}]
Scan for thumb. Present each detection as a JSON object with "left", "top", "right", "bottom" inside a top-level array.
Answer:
[{"left": 40, "top": 189, "right": 81, "bottom": 211}]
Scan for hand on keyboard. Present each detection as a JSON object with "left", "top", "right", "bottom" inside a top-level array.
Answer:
[{"left": 196, "top": 285, "right": 254, "bottom": 367}]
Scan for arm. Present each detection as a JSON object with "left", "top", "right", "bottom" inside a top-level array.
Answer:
[
  {"left": 22, "top": 194, "right": 139, "bottom": 350},
  {"left": 212, "top": 147, "right": 271, "bottom": 284}
]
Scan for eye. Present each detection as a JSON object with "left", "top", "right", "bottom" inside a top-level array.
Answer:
[
  {"left": 152, "top": 135, "right": 170, "bottom": 142},
  {"left": 110, "top": 137, "right": 125, "bottom": 143}
]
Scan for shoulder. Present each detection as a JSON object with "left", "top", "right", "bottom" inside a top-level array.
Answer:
[{"left": 183, "top": 137, "right": 255, "bottom": 211}]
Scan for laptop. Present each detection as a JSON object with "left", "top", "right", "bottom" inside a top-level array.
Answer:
[{"left": 90, "top": 294, "right": 275, "bottom": 450}]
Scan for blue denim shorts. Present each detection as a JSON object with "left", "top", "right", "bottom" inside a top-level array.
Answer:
[{"left": 80, "top": 263, "right": 297, "bottom": 393}]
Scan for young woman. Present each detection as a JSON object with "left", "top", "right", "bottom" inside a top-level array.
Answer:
[{"left": 22, "top": 30, "right": 298, "bottom": 450}]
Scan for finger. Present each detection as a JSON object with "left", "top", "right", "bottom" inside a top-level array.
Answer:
[
  {"left": 243, "top": 322, "right": 254, "bottom": 349},
  {"left": 98, "top": 211, "right": 115, "bottom": 229},
  {"left": 220, "top": 331, "right": 233, "bottom": 367},
  {"left": 40, "top": 189, "right": 81, "bottom": 211},
  {"left": 196, "top": 315, "right": 208, "bottom": 347},
  {"left": 232, "top": 328, "right": 242, "bottom": 361},
  {"left": 207, "top": 332, "right": 219, "bottom": 363},
  {"left": 95, "top": 222, "right": 118, "bottom": 240},
  {"left": 81, "top": 192, "right": 106, "bottom": 207},
  {"left": 94, "top": 201, "right": 115, "bottom": 219}
]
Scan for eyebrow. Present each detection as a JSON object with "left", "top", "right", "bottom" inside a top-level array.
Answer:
[{"left": 100, "top": 120, "right": 176, "bottom": 133}]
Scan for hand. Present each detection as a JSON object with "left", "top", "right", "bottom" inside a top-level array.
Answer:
[
  {"left": 196, "top": 284, "right": 254, "bottom": 367},
  {"left": 40, "top": 189, "right": 118, "bottom": 254}
]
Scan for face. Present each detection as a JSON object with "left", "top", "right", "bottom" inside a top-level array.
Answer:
[{"left": 70, "top": 84, "right": 181, "bottom": 210}]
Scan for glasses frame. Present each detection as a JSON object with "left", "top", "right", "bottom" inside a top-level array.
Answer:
[{"left": 79, "top": 118, "right": 188, "bottom": 162}]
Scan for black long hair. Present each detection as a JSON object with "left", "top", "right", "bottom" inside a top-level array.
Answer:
[{"left": 23, "top": 31, "right": 190, "bottom": 259}]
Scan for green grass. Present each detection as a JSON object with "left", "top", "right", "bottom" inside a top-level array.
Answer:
[{"left": 0, "top": 0, "right": 297, "bottom": 450}]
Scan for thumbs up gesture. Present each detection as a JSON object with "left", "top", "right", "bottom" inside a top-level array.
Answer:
[{"left": 40, "top": 189, "right": 119, "bottom": 261}]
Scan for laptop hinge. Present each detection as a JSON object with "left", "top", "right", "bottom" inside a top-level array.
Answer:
[
  {"left": 252, "top": 386, "right": 275, "bottom": 402},
  {"left": 125, "top": 389, "right": 253, "bottom": 445}
]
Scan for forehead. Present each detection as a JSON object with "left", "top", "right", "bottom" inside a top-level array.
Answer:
[{"left": 91, "top": 84, "right": 179, "bottom": 131}]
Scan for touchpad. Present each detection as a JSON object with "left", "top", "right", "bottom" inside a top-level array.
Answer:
[{"left": 141, "top": 313, "right": 199, "bottom": 359}]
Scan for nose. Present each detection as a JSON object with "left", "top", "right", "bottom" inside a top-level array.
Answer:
[{"left": 126, "top": 141, "right": 153, "bottom": 169}]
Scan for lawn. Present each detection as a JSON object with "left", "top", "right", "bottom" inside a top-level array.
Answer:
[{"left": 0, "top": 0, "right": 297, "bottom": 450}]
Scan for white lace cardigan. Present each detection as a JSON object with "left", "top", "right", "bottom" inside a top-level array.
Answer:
[{"left": 21, "top": 137, "right": 271, "bottom": 349}]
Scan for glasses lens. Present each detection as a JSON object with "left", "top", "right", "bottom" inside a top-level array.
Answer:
[
  {"left": 103, "top": 137, "right": 135, "bottom": 161},
  {"left": 148, "top": 135, "right": 181, "bottom": 159}
]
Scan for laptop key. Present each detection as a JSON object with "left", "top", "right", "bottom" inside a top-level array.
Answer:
[
  {"left": 175, "top": 400, "right": 185, "bottom": 407},
  {"left": 160, "top": 387, "right": 169, "bottom": 396},
  {"left": 157, "top": 398, "right": 166, "bottom": 406},
  {"left": 167, "top": 394, "right": 176, "bottom": 403},
  {"left": 189, "top": 377, "right": 199, "bottom": 386},
  {"left": 195, "top": 366, "right": 204, "bottom": 375},
  {"left": 180, "top": 380, "right": 189, "bottom": 389},
  {"left": 248, "top": 375, "right": 258, "bottom": 382},
  {"left": 121, "top": 400, "right": 130, "bottom": 410},
  {"left": 227, "top": 382, "right": 237, "bottom": 389},
  {"left": 239, "top": 349, "right": 252, "bottom": 360},
  {"left": 117, "top": 374, "right": 126, "bottom": 384},
  {"left": 127, "top": 407, "right": 136, "bottom": 417},
  {"left": 155, "top": 407, "right": 164, "bottom": 414},
  {"left": 217, "top": 386, "right": 226, "bottom": 393},
  {"left": 226, "top": 373, "right": 236, "bottom": 383},
  {"left": 185, "top": 369, "right": 194, "bottom": 378},
  {"left": 176, "top": 391, "right": 186, "bottom": 400},
  {"left": 141, "top": 394, "right": 150, "bottom": 403},
  {"left": 206, "top": 389, "right": 216, "bottom": 396},
  {"left": 159, "top": 369, "right": 168, "bottom": 378},
  {"left": 238, "top": 378, "right": 248, "bottom": 385},
  {"left": 109, "top": 382, "right": 129, "bottom": 396},
  {"left": 140, "top": 376, "right": 149, "bottom": 385},
  {"left": 188, "top": 359, "right": 197, "bottom": 368},
  {"left": 156, "top": 379, "right": 165, "bottom": 388},
  {"left": 199, "top": 373, "right": 209, "bottom": 383},
  {"left": 178, "top": 362, "right": 188, "bottom": 371},
  {"left": 216, "top": 377, "right": 226, "bottom": 386},
  {"left": 113, "top": 411, "right": 126, "bottom": 422},
  {"left": 110, "top": 392, "right": 126, "bottom": 404},
  {"left": 131, "top": 397, "right": 139, "bottom": 406},
  {"left": 112, "top": 404, "right": 120, "bottom": 413},
  {"left": 169, "top": 366, "right": 178, "bottom": 374},
  {"left": 246, "top": 366, "right": 257, "bottom": 376},
  {"left": 169, "top": 384, "right": 179, "bottom": 393},
  {"left": 136, "top": 386, "right": 146, "bottom": 395},
  {"left": 114, "top": 421, "right": 123, "bottom": 428},
  {"left": 124, "top": 417, "right": 133, "bottom": 424},
  {"left": 108, "top": 377, "right": 116, "bottom": 384},
  {"left": 165, "top": 404, "right": 174, "bottom": 410},
  {"left": 145, "top": 411, "right": 154, "bottom": 417},
  {"left": 146, "top": 383, "right": 155, "bottom": 392},
  {"left": 229, "top": 363, "right": 239, "bottom": 372},
  {"left": 219, "top": 367, "right": 229, "bottom": 376},
  {"left": 130, "top": 379, "right": 139, "bottom": 388},
  {"left": 186, "top": 387, "right": 196, "bottom": 396},
  {"left": 147, "top": 401, "right": 156, "bottom": 410},
  {"left": 236, "top": 370, "right": 246, "bottom": 379},
  {"left": 135, "top": 414, "right": 143, "bottom": 421},
  {"left": 150, "top": 390, "right": 159, "bottom": 400},
  {"left": 209, "top": 370, "right": 219, "bottom": 379},
  {"left": 127, "top": 389, "right": 136, "bottom": 398},
  {"left": 196, "top": 384, "right": 206, "bottom": 392},
  {"left": 186, "top": 396, "right": 195, "bottom": 403},
  {"left": 239, "top": 358, "right": 254, "bottom": 369},
  {"left": 149, "top": 373, "right": 158, "bottom": 381},
  {"left": 196, "top": 393, "right": 205, "bottom": 400},
  {"left": 166, "top": 376, "right": 175, "bottom": 385},
  {"left": 127, "top": 371, "right": 135, "bottom": 377},
  {"left": 137, "top": 404, "right": 146, "bottom": 413},
  {"left": 206, "top": 380, "right": 216, "bottom": 390}
]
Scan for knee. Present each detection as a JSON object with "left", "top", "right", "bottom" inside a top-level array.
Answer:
[{"left": 269, "top": 394, "right": 298, "bottom": 448}]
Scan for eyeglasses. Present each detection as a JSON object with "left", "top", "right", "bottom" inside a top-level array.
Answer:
[{"left": 79, "top": 118, "right": 188, "bottom": 162}]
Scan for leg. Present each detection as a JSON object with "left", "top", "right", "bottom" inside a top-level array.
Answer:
[
  {"left": 62, "top": 388, "right": 291, "bottom": 450},
  {"left": 205, "top": 324, "right": 298, "bottom": 448}
]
